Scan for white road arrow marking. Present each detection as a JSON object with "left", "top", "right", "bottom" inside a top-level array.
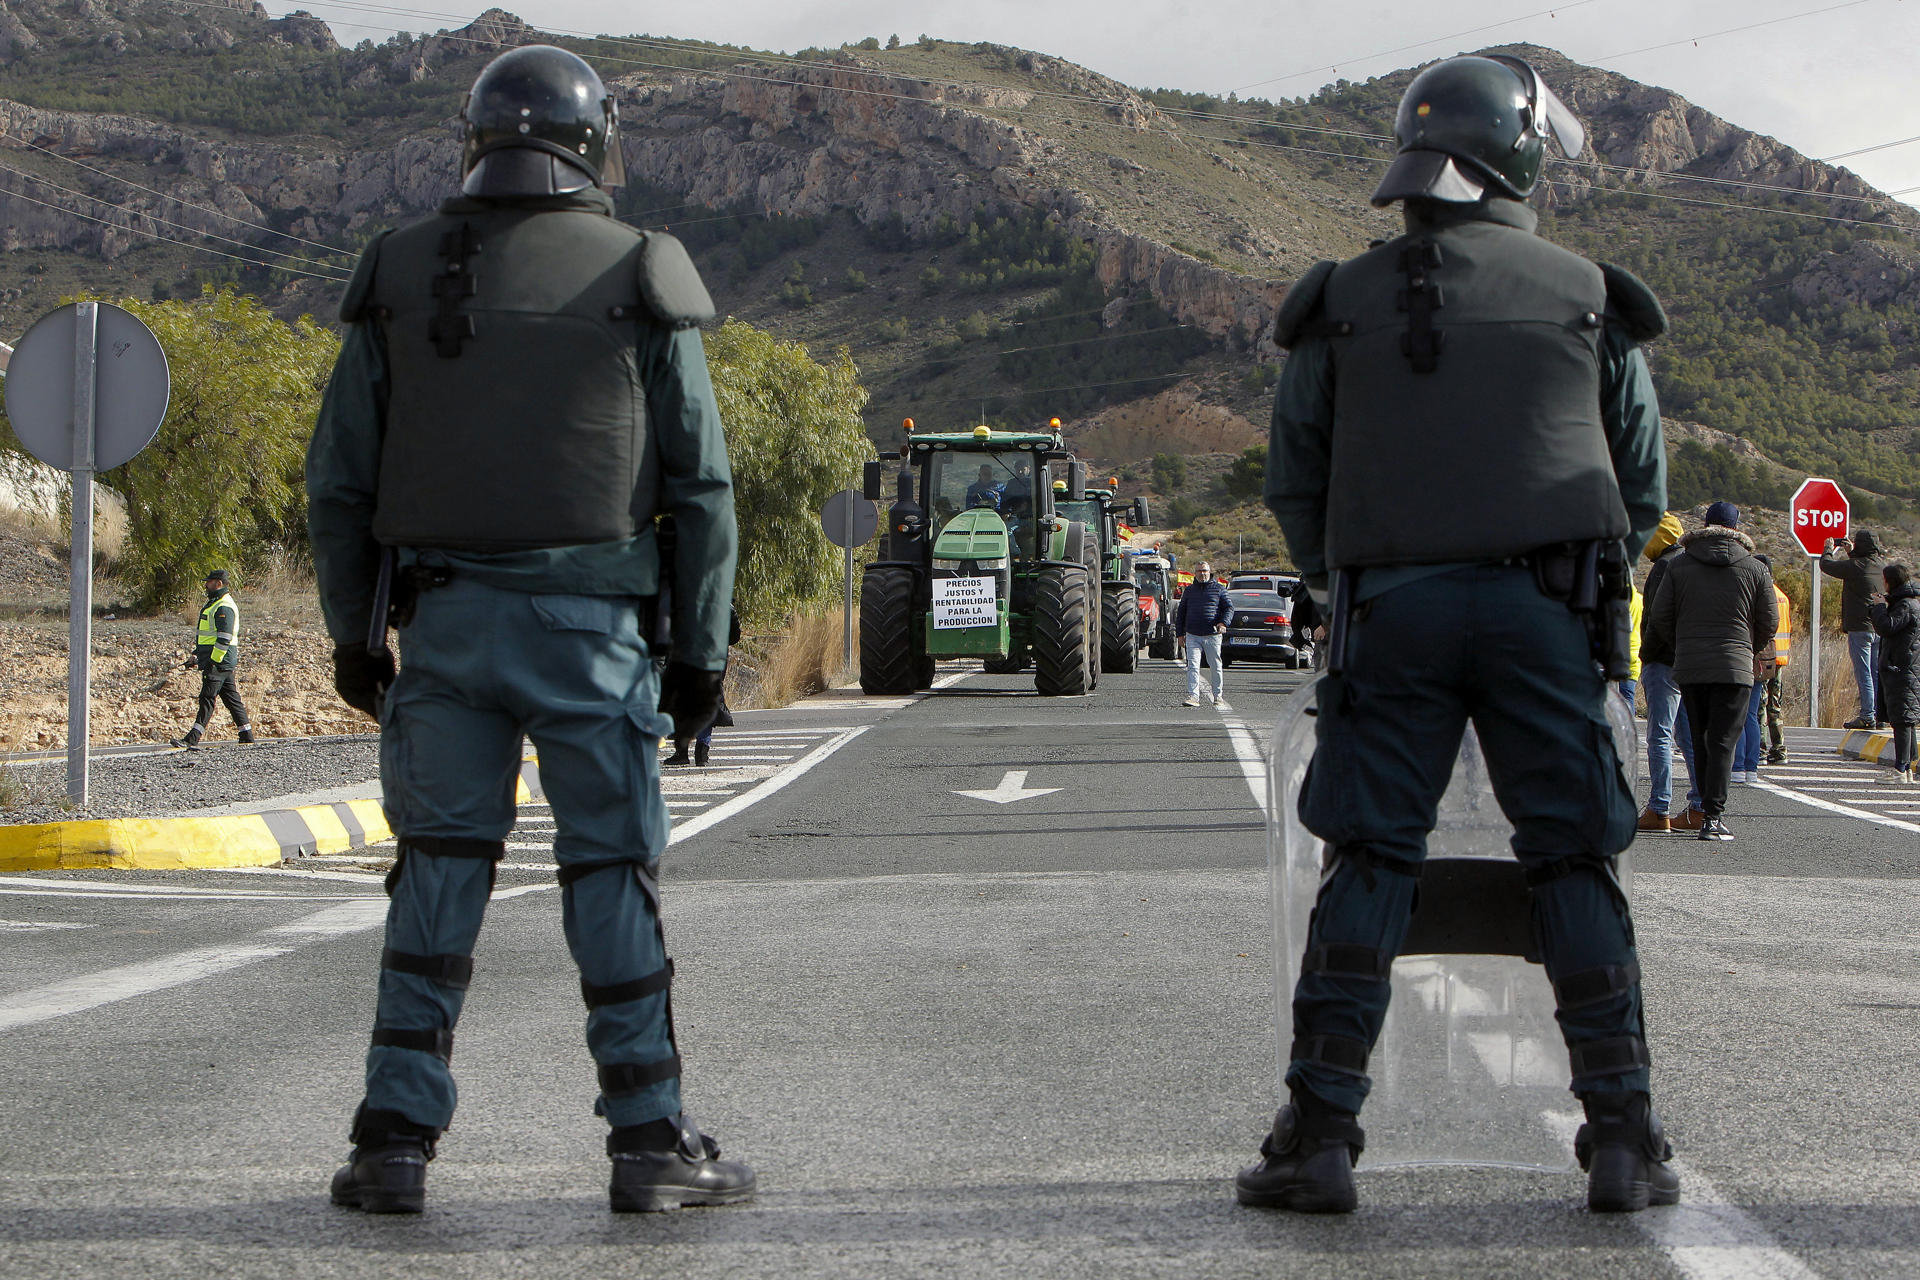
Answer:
[{"left": 952, "top": 770, "right": 1061, "bottom": 805}]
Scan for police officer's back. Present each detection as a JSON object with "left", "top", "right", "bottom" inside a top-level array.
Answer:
[
  {"left": 1244, "top": 55, "right": 1676, "bottom": 1214},
  {"left": 306, "top": 46, "right": 748, "bottom": 1214}
]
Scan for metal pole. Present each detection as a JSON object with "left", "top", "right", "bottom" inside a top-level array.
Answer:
[
  {"left": 842, "top": 494, "right": 855, "bottom": 669},
  {"left": 1809, "top": 568, "right": 1822, "bottom": 729},
  {"left": 68, "top": 302, "right": 98, "bottom": 806}
]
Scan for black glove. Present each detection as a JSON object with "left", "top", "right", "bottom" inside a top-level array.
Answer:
[
  {"left": 332, "top": 643, "right": 396, "bottom": 720},
  {"left": 182, "top": 657, "right": 197, "bottom": 671},
  {"left": 657, "top": 662, "right": 726, "bottom": 741}
]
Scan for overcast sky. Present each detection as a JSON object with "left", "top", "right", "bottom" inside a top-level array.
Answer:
[{"left": 285, "top": 0, "right": 1920, "bottom": 200}]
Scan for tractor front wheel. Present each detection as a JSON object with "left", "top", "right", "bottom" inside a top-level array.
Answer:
[
  {"left": 1101, "top": 584, "right": 1139, "bottom": 673},
  {"left": 1149, "top": 626, "right": 1176, "bottom": 660},
  {"left": 1032, "top": 565, "right": 1092, "bottom": 697},
  {"left": 859, "top": 566, "right": 918, "bottom": 695}
]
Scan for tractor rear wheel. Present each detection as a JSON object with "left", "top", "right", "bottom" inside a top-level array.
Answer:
[
  {"left": 982, "top": 654, "right": 1023, "bottom": 674},
  {"left": 1032, "top": 565, "right": 1092, "bottom": 697},
  {"left": 1101, "top": 584, "right": 1139, "bottom": 673},
  {"left": 859, "top": 565, "right": 917, "bottom": 695}
]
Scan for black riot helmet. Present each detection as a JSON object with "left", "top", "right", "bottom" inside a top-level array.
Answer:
[
  {"left": 1371, "top": 54, "right": 1583, "bottom": 206},
  {"left": 461, "top": 45, "right": 626, "bottom": 190}
]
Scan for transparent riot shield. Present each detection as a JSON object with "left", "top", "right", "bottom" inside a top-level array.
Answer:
[{"left": 1266, "top": 678, "right": 1637, "bottom": 1171}]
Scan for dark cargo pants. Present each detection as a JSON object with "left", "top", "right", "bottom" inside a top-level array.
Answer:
[
  {"left": 1292, "top": 565, "right": 1645, "bottom": 1114},
  {"left": 365, "top": 575, "right": 682, "bottom": 1132},
  {"left": 193, "top": 666, "right": 250, "bottom": 732}
]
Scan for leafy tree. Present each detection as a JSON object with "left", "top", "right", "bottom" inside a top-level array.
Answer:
[
  {"left": 96, "top": 288, "right": 338, "bottom": 609},
  {"left": 704, "top": 320, "right": 874, "bottom": 626},
  {"left": 1151, "top": 452, "right": 1187, "bottom": 491},
  {"left": 1221, "top": 445, "right": 1268, "bottom": 503}
]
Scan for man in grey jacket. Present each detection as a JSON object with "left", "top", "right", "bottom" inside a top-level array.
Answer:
[
  {"left": 1646, "top": 502, "right": 1777, "bottom": 842},
  {"left": 1820, "top": 529, "right": 1890, "bottom": 729}
]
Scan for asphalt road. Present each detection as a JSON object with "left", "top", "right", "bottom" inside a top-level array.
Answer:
[{"left": 2, "top": 655, "right": 1916, "bottom": 1279}]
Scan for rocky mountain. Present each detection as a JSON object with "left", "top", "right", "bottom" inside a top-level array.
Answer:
[{"left": 0, "top": 5, "right": 1916, "bottom": 521}]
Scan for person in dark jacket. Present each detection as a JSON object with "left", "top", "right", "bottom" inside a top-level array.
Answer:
[
  {"left": 1868, "top": 562, "right": 1919, "bottom": 782},
  {"left": 1821, "top": 529, "right": 1890, "bottom": 729},
  {"left": 1635, "top": 514, "right": 1701, "bottom": 831},
  {"left": 1645, "top": 502, "right": 1777, "bottom": 840},
  {"left": 1175, "top": 563, "right": 1233, "bottom": 708}
]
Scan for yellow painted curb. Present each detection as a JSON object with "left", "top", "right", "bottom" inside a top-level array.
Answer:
[{"left": 1838, "top": 729, "right": 1891, "bottom": 764}]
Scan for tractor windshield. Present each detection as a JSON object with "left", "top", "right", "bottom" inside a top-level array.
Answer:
[{"left": 927, "top": 450, "right": 1041, "bottom": 558}]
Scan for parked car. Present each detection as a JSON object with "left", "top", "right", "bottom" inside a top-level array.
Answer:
[
  {"left": 1221, "top": 589, "right": 1299, "bottom": 667},
  {"left": 1228, "top": 569, "right": 1300, "bottom": 597}
]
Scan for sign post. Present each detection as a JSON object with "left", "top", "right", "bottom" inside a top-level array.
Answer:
[
  {"left": 820, "top": 489, "right": 878, "bottom": 670},
  {"left": 4, "top": 302, "right": 170, "bottom": 804},
  {"left": 1789, "top": 477, "right": 1850, "bottom": 728}
]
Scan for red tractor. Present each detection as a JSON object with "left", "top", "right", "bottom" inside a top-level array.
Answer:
[{"left": 1128, "top": 552, "right": 1179, "bottom": 660}]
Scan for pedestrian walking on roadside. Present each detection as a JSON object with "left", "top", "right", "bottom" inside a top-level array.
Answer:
[
  {"left": 1733, "top": 554, "right": 1782, "bottom": 784},
  {"left": 1645, "top": 502, "right": 1777, "bottom": 842},
  {"left": 1867, "top": 562, "right": 1918, "bottom": 783},
  {"left": 1763, "top": 567, "right": 1791, "bottom": 765},
  {"left": 169, "top": 569, "right": 253, "bottom": 749},
  {"left": 1820, "top": 529, "right": 1890, "bottom": 729},
  {"left": 1175, "top": 562, "right": 1231, "bottom": 708},
  {"left": 667, "top": 607, "right": 739, "bottom": 768},
  {"left": 1251, "top": 54, "right": 1677, "bottom": 1214},
  {"left": 308, "top": 46, "right": 750, "bottom": 1215},
  {"left": 1636, "top": 514, "right": 1702, "bottom": 832}
]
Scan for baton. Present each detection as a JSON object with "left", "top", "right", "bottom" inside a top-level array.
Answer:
[
  {"left": 1325, "top": 568, "right": 1354, "bottom": 677},
  {"left": 367, "top": 546, "right": 396, "bottom": 659}
]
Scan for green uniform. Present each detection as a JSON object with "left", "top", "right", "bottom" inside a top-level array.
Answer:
[
  {"left": 1264, "top": 197, "right": 1668, "bottom": 1113},
  {"left": 306, "top": 187, "right": 736, "bottom": 1133}
]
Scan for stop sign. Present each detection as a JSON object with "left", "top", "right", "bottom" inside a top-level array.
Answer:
[{"left": 1789, "top": 478, "right": 1849, "bottom": 556}]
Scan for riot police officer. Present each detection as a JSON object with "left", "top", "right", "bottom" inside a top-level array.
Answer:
[
  {"left": 1244, "top": 54, "right": 1675, "bottom": 1214},
  {"left": 306, "top": 45, "right": 749, "bottom": 1214}
]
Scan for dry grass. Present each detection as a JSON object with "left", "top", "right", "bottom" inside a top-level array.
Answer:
[
  {"left": 238, "top": 547, "right": 324, "bottom": 621},
  {"left": 737, "top": 609, "right": 858, "bottom": 709},
  {"left": 1779, "top": 630, "right": 1893, "bottom": 729}
]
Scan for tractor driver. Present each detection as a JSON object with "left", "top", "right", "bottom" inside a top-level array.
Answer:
[{"left": 965, "top": 465, "right": 1002, "bottom": 510}]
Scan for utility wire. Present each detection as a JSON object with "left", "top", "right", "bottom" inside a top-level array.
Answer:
[
  {"left": 1589, "top": 0, "right": 1880, "bottom": 63},
  {"left": 0, "top": 181, "right": 353, "bottom": 280},
  {"left": 0, "top": 160, "right": 354, "bottom": 278},
  {"left": 1823, "top": 133, "right": 1920, "bottom": 162}
]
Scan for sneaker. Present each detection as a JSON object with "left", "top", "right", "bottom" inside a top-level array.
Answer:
[
  {"left": 1875, "top": 768, "right": 1915, "bottom": 785},
  {"left": 1739, "top": 770, "right": 1760, "bottom": 784},
  {"left": 1671, "top": 808, "right": 1705, "bottom": 831},
  {"left": 1181, "top": 696, "right": 1203, "bottom": 707},
  {"left": 1698, "top": 817, "right": 1733, "bottom": 842},
  {"left": 1635, "top": 807, "right": 1670, "bottom": 833},
  {"left": 1844, "top": 717, "right": 1876, "bottom": 730},
  {"left": 1213, "top": 698, "right": 1232, "bottom": 713},
  {"left": 608, "top": 1114, "right": 755, "bottom": 1213}
]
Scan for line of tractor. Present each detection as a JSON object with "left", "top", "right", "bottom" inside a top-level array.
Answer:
[{"left": 857, "top": 419, "right": 1189, "bottom": 698}]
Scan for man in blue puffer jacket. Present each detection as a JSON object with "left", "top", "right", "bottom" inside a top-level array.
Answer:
[{"left": 1176, "top": 563, "right": 1234, "bottom": 708}]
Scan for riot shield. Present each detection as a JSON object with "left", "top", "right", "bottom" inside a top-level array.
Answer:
[{"left": 1266, "top": 678, "right": 1637, "bottom": 1171}]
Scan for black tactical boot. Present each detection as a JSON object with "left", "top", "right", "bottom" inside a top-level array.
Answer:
[
  {"left": 608, "top": 1113, "right": 755, "bottom": 1213},
  {"left": 694, "top": 738, "right": 710, "bottom": 766},
  {"left": 238, "top": 727, "right": 255, "bottom": 744},
  {"left": 663, "top": 740, "right": 691, "bottom": 767},
  {"left": 169, "top": 727, "right": 202, "bottom": 750},
  {"left": 1234, "top": 1094, "right": 1364, "bottom": 1213},
  {"left": 329, "top": 1105, "right": 439, "bottom": 1214},
  {"left": 1576, "top": 1092, "right": 1680, "bottom": 1213}
]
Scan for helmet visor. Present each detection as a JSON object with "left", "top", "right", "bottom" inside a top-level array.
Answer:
[
  {"left": 1489, "top": 55, "right": 1583, "bottom": 160},
  {"left": 1371, "top": 149, "right": 1487, "bottom": 207},
  {"left": 598, "top": 93, "right": 626, "bottom": 187}
]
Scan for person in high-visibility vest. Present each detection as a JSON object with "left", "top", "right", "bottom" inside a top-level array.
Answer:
[
  {"left": 1766, "top": 576, "right": 1791, "bottom": 764},
  {"left": 170, "top": 569, "right": 253, "bottom": 748}
]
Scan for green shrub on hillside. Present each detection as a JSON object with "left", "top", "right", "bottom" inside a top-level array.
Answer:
[{"left": 704, "top": 320, "right": 874, "bottom": 627}]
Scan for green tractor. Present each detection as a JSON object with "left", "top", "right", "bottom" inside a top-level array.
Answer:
[
  {"left": 859, "top": 424, "right": 1101, "bottom": 697},
  {"left": 1055, "top": 480, "right": 1150, "bottom": 674}
]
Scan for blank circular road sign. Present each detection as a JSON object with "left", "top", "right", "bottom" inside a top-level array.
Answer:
[
  {"left": 4, "top": 302, "right": 170, "bottom": 472},
  {"left": 821, "top": 488, "right": 878, "bottom": 547}
]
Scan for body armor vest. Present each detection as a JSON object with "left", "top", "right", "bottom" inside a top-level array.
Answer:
[
  {"left": 366, "top": 200, "right": 657, "bottom": 551},
  {"left": 1321, "top": 218, "right": 1629, "bottom": 569}
]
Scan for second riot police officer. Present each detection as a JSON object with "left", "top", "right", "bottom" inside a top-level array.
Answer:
[
  {"left": 306, "top": 45, "right": 748, "bottom": 1213},
  {"left": 1245, "top": 54, "right": 1676, "bottom": 1213}
]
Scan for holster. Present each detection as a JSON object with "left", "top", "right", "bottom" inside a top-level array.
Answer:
[{"left": 1530, "top": 539, "right": 1632, "bottom": 677}]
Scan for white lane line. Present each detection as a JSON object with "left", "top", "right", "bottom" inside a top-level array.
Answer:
[
  {"left": 668, "top": 725, "right": 873, "bottom": 847},
  {"left": 1752, "top": 779, "right": 1920, "bottom": 835},
  {"left": 1541, "top": 1114, "right": 1821, "bottom": 1280},
  {"left": 1216, "top": 709, "right": 1270, "bottom": 816},
  {"left": 0, "top": 889, "right": 379, "bottom": 901},
  {"left": 0, "top": 876, "right": 302, "bottom": 898},
  {"left": 0, "top": 920, "right": 93, "bottom": 931},
  {"left": 0, "top": 899, "right": 388, "bottom": 1032}
]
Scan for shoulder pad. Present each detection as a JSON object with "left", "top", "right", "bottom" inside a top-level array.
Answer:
[
  {"left": 338, "top": 229, "right": 392, "bottom": 324},
  {"left": 637, "top": 232, "right": 716, "bottom": 329},
  {"left": 1272, "top": 260, "right": 1338, "bottom": 350},
  {"left": 1600, "top": 262, "right": 1668, "bottom": 343}
]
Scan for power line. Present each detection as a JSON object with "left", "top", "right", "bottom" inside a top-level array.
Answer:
[
  {"left": 1822, "top": 134, "right": 1920, "bottom": 162},
  {"left": 0, "top": 181, "right": 353, "bottom": 280},
  {"left": 0, "top": 161, "right": 353, "bottom": 278},
  {"left": 1589, "top": 0, "right": 1880, "bottom": 64},
  {"left": 1229, "top": 0, "right": 1601, "bottom": 94},
  {"left": 0, "top": 131, "right": 347, "bottom": 254}
]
